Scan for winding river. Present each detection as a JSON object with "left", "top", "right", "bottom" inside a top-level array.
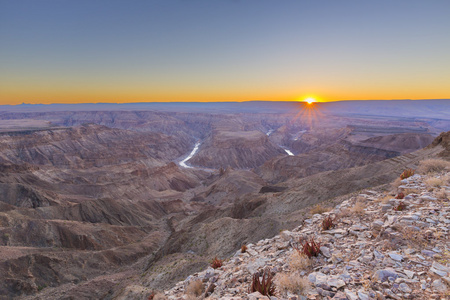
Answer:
[
  {"left": 283, "top": 148, "right": 294, "bottom": 156},
  {"left": 179, "top": 142, "right": 201, "bottom": 168}
]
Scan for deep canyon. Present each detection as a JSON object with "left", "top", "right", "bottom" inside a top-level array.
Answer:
[{"left": 0, "top": 100, "right": 449, "bottom": 299}]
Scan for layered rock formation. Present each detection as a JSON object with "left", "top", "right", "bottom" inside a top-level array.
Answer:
[{"left": 0, "top": 106, "right": 448, "bottom": 299}]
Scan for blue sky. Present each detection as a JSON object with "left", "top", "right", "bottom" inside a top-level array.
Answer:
[{"left": 1, "top": 0, "right": 450, "bottom": 103}]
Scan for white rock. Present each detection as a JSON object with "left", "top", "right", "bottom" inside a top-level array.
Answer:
[
  {"left": 344, "top": 289, "right": 358, "bottom": 300},
  {"left": 398, "top": 282, "right": 412, "bottom": 293},
  {"left": 388, "top": 252, "right": 403, "bottom": 261},
  {"left": 404, "top": 270, "right": 415, "bottom": 279},
  {"left": 432, "top": 279, "right": 448, "bottom": 293}
]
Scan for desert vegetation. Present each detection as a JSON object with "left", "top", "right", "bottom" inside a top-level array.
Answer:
[
  {"left": 400, "top": 168, "right": 415, "bottom": 179},
  {"left": 417, "top": 158, "right": 450, "bottom": 174},
  {"left": 274, "top": 272, "right": 310, "bottom": 297},
  {"left": 288, "top": 250, "right": 312, "bottom": 271},
  {"left": 210, "top": 257, "right": 223, "bottom": 269},
  {"left": 321, "top": 215, "right": 335, "bottom": 230},
  {"left": 295, "top": 237, "right": 321, "bottom": 258},
  {"left": 249, "top": 268, "right": 276, "bottom": 296}
]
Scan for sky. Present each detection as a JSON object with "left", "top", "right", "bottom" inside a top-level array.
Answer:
[{"left": 1, "top": 0, "right": 450, "bottom": 104}]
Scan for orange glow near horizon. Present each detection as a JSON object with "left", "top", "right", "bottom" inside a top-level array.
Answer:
[
  {"left": 304, "top": 97, "right": 316, "bottom": 104},
  {"left": 0, "top": 85, "right": 449, "bottom": 105}
]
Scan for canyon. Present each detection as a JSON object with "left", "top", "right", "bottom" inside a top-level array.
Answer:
[{"left": 0, "top": 100, "right": 449, "bottom": 299}]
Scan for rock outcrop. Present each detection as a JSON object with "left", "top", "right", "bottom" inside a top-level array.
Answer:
[{"left": 155, "top": 171, "right": 450, "bottom": 300}]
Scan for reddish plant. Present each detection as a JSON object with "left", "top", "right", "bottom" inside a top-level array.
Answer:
[
  {"left": 241, "top": 244, "right": 248, "bottom": 253},
  {"left": 394, "top": 202, "right": 407, "bottom": 211},
  {"left": 249, "top": 268, "right": 276, "bottom": 296},
  {"left": 395, "top": 192, "right": 405, "bottom": 199},
  {"left": 294, "top": 237, "right": 321, "bottom": 258},
  {"left": 210, "top": 257, "right": 223, "bottom": 269},
  {"left": 322, "top": 216, "right": 335, "bottom": 231},
  {"left": 400, "top": 169, "right": 415, "bottom": 180},
  {"left": 147, "top": 291, "right": 155, "bottom": 300}
]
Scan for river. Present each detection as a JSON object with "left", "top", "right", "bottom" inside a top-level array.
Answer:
[{"left": 179, "top": 141, "right": 200, "bottom": 168}]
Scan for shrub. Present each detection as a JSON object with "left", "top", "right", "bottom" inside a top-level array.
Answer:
[
  {"left": 210, "top": 257, "right": 223, "bottom": 269},
  {"left": 148, "top": 292, "right": 168, "bottom": 300},
  {"left": 350, "top": 201, "right": 365, "bottom": 215},
  {"left": 274, "top": 272, "right": 310, "bottom": 297},
  {"left": 309, "top": 204, "right": 330, "bottom": 215},
  {"left": 186, "top": 280, "right": 203, "bottom": 297},
  {"left": 249, "top": 268, "right": 276, "bottom": 296},
  {"left": 148, "top": 292, "right": 155, "bottom": 300},
  {"left": 394, "top": 202, "right": 407, "bottom": 211},
  {"left": 395, "top": 192, "right": 405, "bottom": 199},
  {"left": 321, "top": 216, "right": 335, "bottom": 231},
  {"left": 288, "top": 251, "right": 312, "bottom": 271},
  {"left": 426, "top": 177, "right": 445, "bottom": 188},
  {"left": 391, "top": 177, "right": 402, "bottom": 191},
  {"left": 417, "top": 159, "right": 450, "bottom": 174},
  {"left": 436, "top": 188, "right": 449, "bottom": 200},
  {"left": 400, "top": 168, "right": 415, "bottom": 180},
  {"left": 241, "top": 244, "right": 248, "bottom": 253},
  {"left": 295, "top": 237, "right": 321, "bottom": 258}
]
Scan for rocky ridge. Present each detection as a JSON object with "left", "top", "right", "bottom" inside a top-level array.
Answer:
[{"left": 155, "top": 171, "right": 450, "bottom": 300}]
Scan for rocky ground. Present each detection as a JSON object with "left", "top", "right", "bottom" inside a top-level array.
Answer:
[{"left": 151, "top": 171, "right": 450, "bottom": 300}]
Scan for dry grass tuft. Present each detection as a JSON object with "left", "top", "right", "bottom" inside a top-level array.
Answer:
[
  {"left": 274, "top": 272, "right": 311, "bottom": 297},
  {"left": 391, "top": 177, "right": 402, "bottom": 191},
  {"left": 426, "top": 177, "right": 445, "bottom": 188},
  {"left": 152, "top": 293, "right": 168, "bottom": 300},
  {"left": 436, "top": 188, "right": 449, "bottom": 200},
  {"left": 186, "top": 280, "right": 203, "bottom": 297},
  {"left": 289, "top": 250, "right": 312, "bottom": 271},
  {"left": 380, "top": 195, "right": 392, "bottom": 204},
  {"left": 400, "top": 226, "right": 429, "bottom": 249},
  {"left": 337, "top": 208, "right": 351, "bottom": 218},
  {"left": 417, "top": 159, "right": 450, "bottom": 174},
  {"left": 309, "top": 204, "right": 330, "bottom": 215},
  {"left": 404, "top": 188, "right": 420, "bottom": 195},
  {"left": 350, "top": 201, "right": 365, "bottom": 215}
]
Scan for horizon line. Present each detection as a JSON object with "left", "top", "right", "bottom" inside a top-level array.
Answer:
[{"left": 2, "top": 98, "right": 450, "bottom": 106}]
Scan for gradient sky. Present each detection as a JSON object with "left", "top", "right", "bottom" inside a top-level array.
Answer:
[{"left": 1, "top": 0, "right": 450, "bottom": 104}]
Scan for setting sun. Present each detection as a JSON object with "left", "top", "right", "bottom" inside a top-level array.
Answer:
[{"left": 305, "top": 97, "right": 316, "bottom": 104}]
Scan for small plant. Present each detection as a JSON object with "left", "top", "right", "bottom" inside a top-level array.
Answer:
[
  {"left": 426, "top": 177, "right": 445, "bottom": 188},
  {"left": 321, "top": 216, "right": 335, "bottom": 230},
  {"left": 391, "top": 177, "right": 402, "bottom": 191},
  {"left": 37, "top": 284, "right": 46, "bottom": 291},
  {"left": 288, "top": 251, "right": 312, "bottom": 271},
  {"left": 294, "top": 237, "right": 321, "bottom": 258},
  {"left": 400, "top": 168, "right": 415, "bottom": 180},
  {"left": 186, "top": 279, "right": 203, "bottom": 297},
  {"left": 249, "top": 268, "right": 276, "bottom": 296},
  {"left": 394, "top": 202, "right": 407, "bottom": 211},
  {"left": 417, "top": 159, "right": 450, "bottom": 174},
  {"left": 274, "top": 272, "right": 311, "bottom": 296},
  {"left": 350, "top": 201, "right": 365, "bottom": 215},
  {"left": 210, "top": 257, "right": 223, "bottom": 269},
  {"left": 436, "top": 188, "right": 449, "bottom": 200},
  {"left": 395, "top": 192, "right": 405, "bottom": 199},
  {"left": 153, "top": 293, "right": 168, "bottom": 300},
  {"left": 147, "top": 291, "right": 155, "bottom": 300},
  {"left": 241, "top": 244, "right": 248, "bottom": 253},
  {"left": 309, "top": 204, "right": 330, "bottom": 215}
]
